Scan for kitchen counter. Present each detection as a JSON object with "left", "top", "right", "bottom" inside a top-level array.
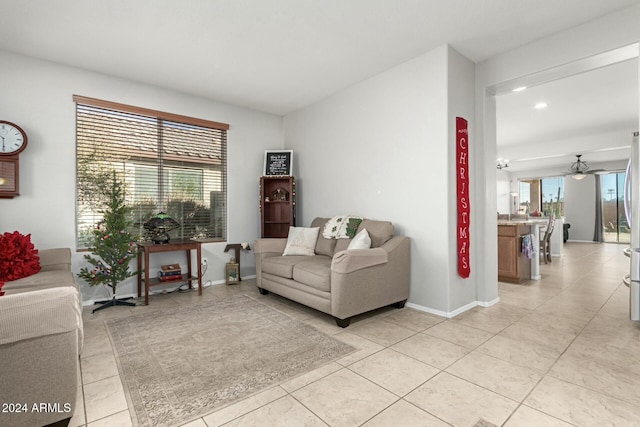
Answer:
[
  {"left": 497, "top": 219, "right": 548, "bottom": 226},
  {"left": 499, "top": 217, "right": 563, "bottom": 258},
  {"left": 498, "top": 219, "right": 551, "bottom": 281},
  {"left": 498, "top": 223, "right": 532, "bottom": 283}
]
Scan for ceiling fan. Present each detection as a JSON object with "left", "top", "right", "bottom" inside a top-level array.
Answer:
[{"left": 567, "top": 154, "right": 605, "bottom": 180}]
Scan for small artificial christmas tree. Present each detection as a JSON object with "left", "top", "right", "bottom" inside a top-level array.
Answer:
[{"left": 78, "top": 171, "right": 137, "bottom": 313}]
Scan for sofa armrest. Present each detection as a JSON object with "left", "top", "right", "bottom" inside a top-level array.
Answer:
[
  {"left": 0, "top": 286, "right": 83, "bottom": 349},
  {"left": 331, "top": 248, "right": 388, "bottom": 274},
  {"left": 331, "top": 236, "right": 410, "bottom": 320},
  {"left": 254, "top": 239, "right": 287, "bottom": 287},
  {"left": 254, "top": 238, "right": 287, "bottom": 255},
  {"left": 0, "top": 286, "right": 81, "bottom": 426},
  {"left": 39, "top": 248, "right": 72, "bottom": 272}
]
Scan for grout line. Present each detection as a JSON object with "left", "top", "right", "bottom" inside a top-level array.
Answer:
[
  {"left": 77, "top": 356, "right": 88, "bottom": 427},
  {"left": 79, "top": 247, "right": 633, "bottom": 426},
  {"left": 498, "top": 246, "right": 627, "bottom": 426}
]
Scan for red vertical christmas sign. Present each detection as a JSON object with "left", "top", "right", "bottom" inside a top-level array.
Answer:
[{"left": 456, "top": 117, "right": 470, "bottom": 278}]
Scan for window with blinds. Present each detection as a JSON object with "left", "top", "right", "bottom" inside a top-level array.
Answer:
[{"left": 74, "top": 96, "right": 228, "bottom": 249}]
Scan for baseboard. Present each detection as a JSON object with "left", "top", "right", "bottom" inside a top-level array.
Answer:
[
  {"left": 405, "top": 302, "right": 450, "bottom": 317},
  {"left": 406, "top": 297, "right": 498, "bottom": 318},
  {"left": 567, "top": 240, "right": 597, "bottom": 243},
  {"left": 80, "top": 277, "right": 251, "bottom": 307},
  {"left": 477, "top": 296, "right": 500, "bottom": 308}
]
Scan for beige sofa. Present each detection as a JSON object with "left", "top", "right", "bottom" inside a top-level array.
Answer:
[
  {"left": 0, "top": 248, "right": 83, "bottom": 427},
  {"left": 254, "top": 218, "right": 410, "bottom": 327}
]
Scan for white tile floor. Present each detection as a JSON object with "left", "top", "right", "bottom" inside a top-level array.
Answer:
[{"left": 74, "top": 242, "right": 640, "bottom": 426}]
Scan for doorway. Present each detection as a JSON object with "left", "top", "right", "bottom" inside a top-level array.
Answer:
[
  {"left": 601, "top": 171, "right": 630, "bottom": 243},
  {"left": 483, "top": 43, "right": 639, "bottom": 300},
  {"left": 492, "top": 44, "right": 638, "bottom": 242}
]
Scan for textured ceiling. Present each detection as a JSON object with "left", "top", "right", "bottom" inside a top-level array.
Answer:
[
  {"left": 496, "top": 58, "right": 639, "bottom": 173},
  {"left": 1, "top": 0, "right": 639, "bottom": 115},
  {"left": 1, "top": 0, "right": 639, "bottom": 175}
]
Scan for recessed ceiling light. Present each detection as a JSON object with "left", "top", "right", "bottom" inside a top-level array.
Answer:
[
  {"left": 512, "top": 86, "right": 527, "bottom": 92},
  {"left": 534, "top": 102, "right": 548, "bottom": 109}
]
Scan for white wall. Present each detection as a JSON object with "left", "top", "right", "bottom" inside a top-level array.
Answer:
[
  {"left": 447, "top": 47, "right": 480, "bottom": 313},
  {"left": 496, "top": 169, "right": 511, "bottom": 214},
  {"left": 0, "top": 50, "right": 284, "bottom": 302},
  {"left": 285, "top": 45, "right": 481, "bottom": 316},
  {"left": 564, "top": 175, "right": 597, "bottom": 242},
  {"left": 478, "top": 7, "right": 640, "bottom": 89},
  {"left": 285, "top": 45, "right": 448, "bottom": 312}
]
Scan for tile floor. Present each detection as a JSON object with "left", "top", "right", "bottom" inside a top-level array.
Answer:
[{"left": 73, "top": 242, "right": 640, "bottom": 426}]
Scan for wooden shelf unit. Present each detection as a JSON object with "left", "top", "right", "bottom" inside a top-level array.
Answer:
[{"left": 260, "top": 176, "right": 295, "bottom": 238}]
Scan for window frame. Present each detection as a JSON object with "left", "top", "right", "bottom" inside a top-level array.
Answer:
[
  {"left": 518, "top": 176, "right": 565, "bottom": 217},
  {"left": 74, "top": 95, "right": 229, "bottom": 249}
]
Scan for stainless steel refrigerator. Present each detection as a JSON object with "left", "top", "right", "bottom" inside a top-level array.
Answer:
[{"left": 624, "top": 131, "right": 640, "bottom": 321}]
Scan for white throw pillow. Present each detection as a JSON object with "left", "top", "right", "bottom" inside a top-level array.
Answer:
[
  {"left": 283, "top": 227, "right": 320, "bottom": 256},
  {"left": 347, "top": 229, "right": 371, "bottom": 250}
]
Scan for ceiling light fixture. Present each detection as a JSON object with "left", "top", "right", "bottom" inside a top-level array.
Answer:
[
  {"left": 496, "top": 158, "right": 509, "bottom": 170},
  {"left": 569, "top": 154, "right": 590, "bottom": 180},
  {"left": 534, "top": 102, "right": 548, "bottom": 109}
]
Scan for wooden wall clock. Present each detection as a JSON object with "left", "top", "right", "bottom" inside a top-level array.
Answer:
[{"left": 0, "top": 120, "right": 28, "bottom": 199}]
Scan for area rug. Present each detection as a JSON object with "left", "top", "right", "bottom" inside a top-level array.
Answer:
[{"left": 105, "top": 294, "right": 355, "bottom": 427}]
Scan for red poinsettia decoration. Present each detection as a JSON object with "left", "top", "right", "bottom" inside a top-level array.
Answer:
[{"left": 0, "top": 231, "right": 41, "bottom": 286}]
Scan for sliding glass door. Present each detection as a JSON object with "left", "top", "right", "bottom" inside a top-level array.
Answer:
[{"left": 601, "top": 172, "right": 629, "bottom": 243}]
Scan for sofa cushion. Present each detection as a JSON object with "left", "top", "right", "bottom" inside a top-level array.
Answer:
[
  {"left": 39, "top": 248, "right": 72, "bottom": 272},
  {"left": 261, "top": 255, "right": 315, "bottom": 279},
  {"left": 311, "top": 218, "right": 337, "bottom": 257},
  {"left": 3, "top": 270, "right": 77, "bottom": 294},
  {"left": 312, "top": 218, "right": 395, "bottom": 254},
  {"left": 348, "top": 229, "right": 371, "bottom": 250},
  {"left": 292, "top": 257, "right": 332, "bottom": 292},
  {"left": 358, "top": 220, "right": 394, "bottom": 248},
  {"left": 335, "top": 238, "right": 352, "bottom": 253},
  {"left": 283, "top": 227, "right": 320, "bottom": 256},
  {"left": 0, "top": 286, "right": 82, "bottom": 346}
]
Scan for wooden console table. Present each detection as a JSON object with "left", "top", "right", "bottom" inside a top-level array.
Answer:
[{"left": 137, "top": 239, "right": 202, "bottom": 305}]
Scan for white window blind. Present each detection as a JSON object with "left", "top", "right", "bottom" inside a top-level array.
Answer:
[{"left": 74, "top": 96, "right": 228, "bottom": 248}]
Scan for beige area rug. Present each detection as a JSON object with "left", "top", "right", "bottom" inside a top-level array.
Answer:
[{"left": 105, "top": 294, "right": 355, "bottom": 427}]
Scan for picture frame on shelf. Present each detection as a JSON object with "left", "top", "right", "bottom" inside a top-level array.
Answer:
[{"left": 263, "top": 150, "right": 293, "bottom": 176}]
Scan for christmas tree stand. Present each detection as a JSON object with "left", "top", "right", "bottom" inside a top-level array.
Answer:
[{"left": 92, "top": 296, "right": 136, "bottom": 313}]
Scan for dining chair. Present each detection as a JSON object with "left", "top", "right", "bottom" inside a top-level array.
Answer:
[{"left": 540, "top": 214, "right": 555, "bottom": 264}]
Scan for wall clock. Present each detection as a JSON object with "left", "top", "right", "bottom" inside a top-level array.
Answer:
[{"left": 0, "top": 120, "right": 28, "bottom": 198}]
